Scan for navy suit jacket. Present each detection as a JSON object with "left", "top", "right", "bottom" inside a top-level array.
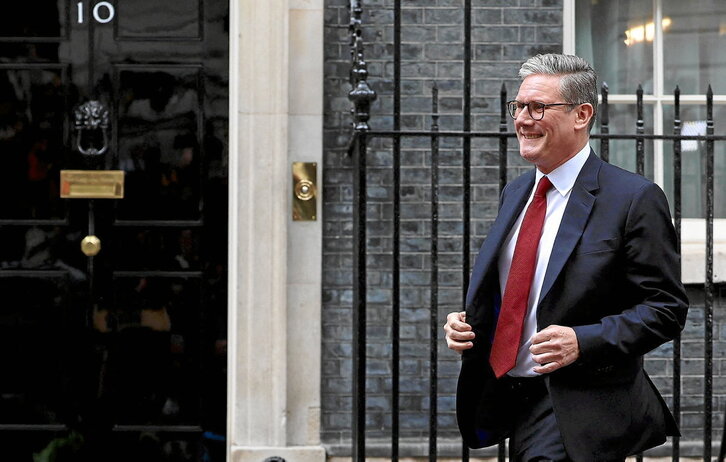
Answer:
[{"left": 457, "top": 151, "right": 688, "bottom": 461}]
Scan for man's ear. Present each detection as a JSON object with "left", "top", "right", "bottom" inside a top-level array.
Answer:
[{"left": 573, "top": 103, "right": 594, "bottom": 130}]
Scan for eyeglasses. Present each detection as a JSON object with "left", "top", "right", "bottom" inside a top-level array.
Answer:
[{"left": 506, "top": 100, "right": 579, "bottom": 120}]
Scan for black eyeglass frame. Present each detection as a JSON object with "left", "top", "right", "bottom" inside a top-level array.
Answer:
[{"left": 506, "top": 100, "right": 581, "bottom": 120}]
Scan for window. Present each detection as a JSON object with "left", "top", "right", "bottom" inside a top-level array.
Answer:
[{"left": 564, "top": 0, "right": 726, "bottom": 282}]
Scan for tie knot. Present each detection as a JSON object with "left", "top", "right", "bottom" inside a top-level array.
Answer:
[{"left": 534, "top": 176, "right": 553, "bottom": 198}]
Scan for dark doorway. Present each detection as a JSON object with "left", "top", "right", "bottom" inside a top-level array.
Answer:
[{"left": 0, "top": 1, "right": 228, "bottom": 460}]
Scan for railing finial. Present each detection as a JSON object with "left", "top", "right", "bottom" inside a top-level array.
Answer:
[{"left": 348, "top": 0, "right": 377, "bottom": 133}]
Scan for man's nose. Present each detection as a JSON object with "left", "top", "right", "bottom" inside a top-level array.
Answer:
[{"left": 515, "top": 109, "right": 534, "bottom": 125}]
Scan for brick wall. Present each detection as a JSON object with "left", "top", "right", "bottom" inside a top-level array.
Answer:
[{"left": 322, "top": 0, "right": 724, "bottom": 456}]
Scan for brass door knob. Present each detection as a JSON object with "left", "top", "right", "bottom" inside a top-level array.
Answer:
[{"left": 81, "top": 235, "right": 101, "bottom": 256}]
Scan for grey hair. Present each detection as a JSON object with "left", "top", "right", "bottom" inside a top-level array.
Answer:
[{"left": 519, "top": 53, "right": 598, "bottom": 130}]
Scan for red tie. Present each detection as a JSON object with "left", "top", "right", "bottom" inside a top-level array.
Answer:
[{"left": 489, "top": 176, "right": 553, "bottom": 378}]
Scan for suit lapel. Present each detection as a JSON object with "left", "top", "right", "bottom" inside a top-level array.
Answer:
[
  {"left": 465, "top": 170, "right": 535, "bottom": 307},
  {"left": 537, "top": 151, "right": 601, "bottom": 307}
]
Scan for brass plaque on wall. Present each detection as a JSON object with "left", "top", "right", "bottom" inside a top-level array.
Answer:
[
  {"left": 292, "top": 162, "right": 317, "bottom": 221},
  {"left": 60, "top": 170, "right": 125, "bottom": 199}
]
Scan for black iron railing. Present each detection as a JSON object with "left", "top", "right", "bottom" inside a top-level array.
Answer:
[{"left": 346, "top": 1, "right": 725, "bottom": 461}]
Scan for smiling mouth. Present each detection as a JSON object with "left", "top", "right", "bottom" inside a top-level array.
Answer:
[{"left": 520, "top": 133, "right": 543, "bottom": 139}]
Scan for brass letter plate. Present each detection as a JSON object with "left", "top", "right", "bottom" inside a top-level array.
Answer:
[
  {"left": 60, "top": 170, "right": 125, "bottom": 199},
  {"left": 292, "top": 162, "right": 317, "bottom": 221}
]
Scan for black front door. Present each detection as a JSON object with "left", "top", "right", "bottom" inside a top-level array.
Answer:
[{"left": 0, "top": 1, "right": 228, "bottom": 460}]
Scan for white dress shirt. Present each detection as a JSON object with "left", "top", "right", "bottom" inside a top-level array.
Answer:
[{"left": 497, "top": 144, "right": 591, "bottom": 377}]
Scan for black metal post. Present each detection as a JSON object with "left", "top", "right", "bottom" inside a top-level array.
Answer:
[
  {"left": 499, "top": 84, "right": 509, "bottom": 194},
  {"left": 462, "top": 0, "right": 472, "bottom": 326},
  {"left": 429, "top": 83, "right": 440, "bottom": 462},
  {"left": 704, "top": 85, "right": 714, "bottom": 462},
  {"left": 672, "top": 85, "right": 682, "bottom": 462},
  {"left": 392, "top": 0, "right": 401, "bottom": 459},
  {"left": 462, "top": 4, "right": 472, "bottom": 460},
  {"left": 632, "top": 86, "right": 646, "bottom": 462},
  {"left": 600, "top": 83, "right": 609, "bottom": 163},
  {"left": 348, "top": 2, "right": 377, "bottom": 460},
  {"left": 497, "top": 84, "right": 508, "bottom": 462},
  {"left": 635, "top": 84, "right": 645, "bottom": 176},
  {"left": 351, "top": 131, "right": 368, "bottom": 462}
]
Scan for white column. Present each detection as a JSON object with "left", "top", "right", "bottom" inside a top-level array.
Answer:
[
  {"left": 228, "top": 0, "right": 325, "bottom": 459},
  {"left": 230, "top": 0, "right": 290, "bottom": 449}
]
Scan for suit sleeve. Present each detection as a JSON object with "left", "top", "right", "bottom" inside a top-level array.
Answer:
[{"left": 572, "top": 182, "right": 688, "bottom": 361}]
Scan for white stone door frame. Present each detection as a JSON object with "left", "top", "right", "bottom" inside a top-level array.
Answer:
[{"left": 228, "top": 0, "right": 325, "bottom": 460}]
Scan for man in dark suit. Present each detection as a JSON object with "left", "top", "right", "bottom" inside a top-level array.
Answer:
[{"left": 443, "top": 54, "right": 688, "bottom": 461}]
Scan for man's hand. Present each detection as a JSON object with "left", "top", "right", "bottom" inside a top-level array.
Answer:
[
  {"left": 443, "top": 311, "right": 475, "bottom": 353},
  {"left": 529, "top": 325, "right": 580, "bottom": 374}
]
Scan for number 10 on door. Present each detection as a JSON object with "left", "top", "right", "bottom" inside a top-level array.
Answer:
[{"left": 77, "top": 1, "right": 116, "bottom": 24}]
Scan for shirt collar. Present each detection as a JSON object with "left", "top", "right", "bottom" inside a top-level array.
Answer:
[{"left": 535, "top": 143, "right": 591, "bottom": 196}]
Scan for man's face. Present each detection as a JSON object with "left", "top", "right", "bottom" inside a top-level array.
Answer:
[{"left": 514, "top": 74, "right": 582, "bottom": 173}]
